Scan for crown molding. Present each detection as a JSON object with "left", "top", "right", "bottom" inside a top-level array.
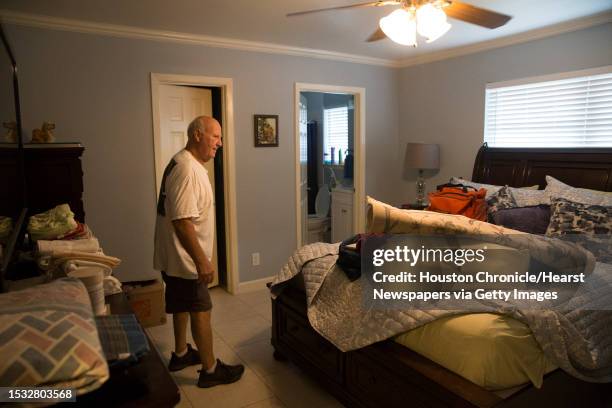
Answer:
[
  {"left": 0, "top": 9, "right": 401, "bottom": 68},
  {"left": 1, "top": 9, "right": 610, "bottom": 70},
  {"left": 397, "top": 10, "right": 612, "bottom": 68}
]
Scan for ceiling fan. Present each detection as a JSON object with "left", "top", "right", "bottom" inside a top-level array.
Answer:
[{"left": 287, "top": 0, "right": 512, "bottom": 47}]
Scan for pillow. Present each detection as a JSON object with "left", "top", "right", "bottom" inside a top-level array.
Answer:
[
  {"left": 546, "top": 198, "right": 612, "bottom": 263},
  {"left": 450, "top": 177, "right": 539, "bottom": 200},
  {"left": 545, "top": 176, "right": 612, "bottom": 206},
  {"left": 510, "top": 189, "right": 548, "bottom": 208},
  {"left": 450, "top": 177, "right": 502, "bottom": 198},
  {"left": 486, "top": 185, "right": 516, "bottom": 221},
  {"left": 491, "top": 205, "right": 551, "bottom": 235},
  {"left": 0, "top": 278, "right": 109, "bottom": 394}
]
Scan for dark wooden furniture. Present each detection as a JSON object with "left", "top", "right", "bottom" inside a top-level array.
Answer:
[
  {"left": 272, "top": 285, "right": 612, "bottom": 408},
  {"left": 72, "top": 293, "right": 180, "bottom": 407},
  {"left": 0, "top": 143, "right": 85, "bottom": 287},
  {"left": 0, "top": 143, "right": 85, "bottom": 222},
  {"left": 472, "top": 144, "right": 612, "bottom": 191},
  {"left": 400, "top": 203, "right": 428, "bottom": 210},
  {"left": 271, "top": 145, "right": 612, "bottom": 408},
  {"left": 0, "top": 208, "right": 27, "bottom": 293}
]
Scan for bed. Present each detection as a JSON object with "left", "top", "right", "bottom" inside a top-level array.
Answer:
[{"left": 270, "top": 144, "right": 612, "bottom": 408}]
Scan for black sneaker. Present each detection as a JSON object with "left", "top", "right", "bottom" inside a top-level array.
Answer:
[
  {"left": 168, "top": 343, "right": 201, "bottom": 372},
  {"left": 197, "top": 359, "right": 245, "bottom": 388}
]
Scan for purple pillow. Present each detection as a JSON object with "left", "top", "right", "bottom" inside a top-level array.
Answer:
[{"left": 491, "top": 205, "right": 551, "bottom": 234}]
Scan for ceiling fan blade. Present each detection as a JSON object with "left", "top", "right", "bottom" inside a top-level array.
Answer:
[
  {"left": 287, "top": 1, "right": 399, "bottom": 17},
  {"left": 366, "top": 27, "right": 387, "bottom": 42},
  {"left": 444, "top": 1, "right": 512, "bottom": 29}
]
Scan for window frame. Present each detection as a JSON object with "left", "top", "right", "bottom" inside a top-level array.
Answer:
[{"left": 323, "top": 105, "right": 350, "bottom": 164}]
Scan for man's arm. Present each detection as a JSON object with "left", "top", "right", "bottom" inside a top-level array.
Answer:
[{"left": 172, "top": 218, "right": 214, "bottom": 283}]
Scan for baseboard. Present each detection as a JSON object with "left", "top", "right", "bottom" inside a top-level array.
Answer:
[{"left": 238, "top": 276, "right": 275, "bottom": 293}]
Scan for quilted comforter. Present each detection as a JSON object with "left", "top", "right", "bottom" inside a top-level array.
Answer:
[{"left": 270, "top": 197, "right": 612, "bottom": 383}]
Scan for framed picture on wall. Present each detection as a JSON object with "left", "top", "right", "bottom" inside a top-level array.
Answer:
[{"left": 254, "top": 114, "right": 279, "bottom": 147}]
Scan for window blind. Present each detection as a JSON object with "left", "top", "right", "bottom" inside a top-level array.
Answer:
[
  {"left": 484, "top": 68, "right": 612, "bottom": 148},
  {"left": 323, "top": 106, "right": 349, "bottom": 163}
]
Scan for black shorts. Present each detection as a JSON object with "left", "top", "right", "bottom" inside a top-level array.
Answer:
[{"left": 161, "top": 271, "right": 212, "bottom": 313}]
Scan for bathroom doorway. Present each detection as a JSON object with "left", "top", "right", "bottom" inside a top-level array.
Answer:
[{"left": 294, "top": 83, "right": 365, "bottom": 247}]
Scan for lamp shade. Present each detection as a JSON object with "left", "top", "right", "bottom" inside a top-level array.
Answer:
[{"left": 405, "top": 143, "right": 440, "bottom": 170}]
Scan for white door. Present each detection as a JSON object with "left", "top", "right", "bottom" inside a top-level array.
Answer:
[
  {"left": 299, "top": 94, "right": 308, "bottom": 246},
  {"left": 158, "top": 84, "right": 219, "bottom": 287}
]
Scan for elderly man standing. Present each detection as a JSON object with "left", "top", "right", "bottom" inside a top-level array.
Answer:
[{"left": 154, "top": 115, "right": 244, "bottom": 388}]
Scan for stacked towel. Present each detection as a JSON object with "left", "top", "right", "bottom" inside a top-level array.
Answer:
[
  {"left": 30, "top": 205, "right": 122, "bottom": 300},
  {"left": 36, "top": 236, "right": 120, "bottom": 296},
  {"left": 62, "top": 259, "right": 111, "bottom": 276},
  {"left": 37, "top": 238, "right": 100, "bottom": 256},
  {"left": 103, "top": 276, "right": 123, "bottom": 296},
  {"left": 62, "top": 259, "right": 122, "bottom": 295},
  {"left": 50, "top": 251, "right": 121, "bottom": 269}
]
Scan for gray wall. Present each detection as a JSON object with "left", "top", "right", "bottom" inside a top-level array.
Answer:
[
  {"left": 6, "top": 24, "right": 400, "bottom": 283},
  {"left": 397, "top": 23, "right": 612, "bottom": 204}
]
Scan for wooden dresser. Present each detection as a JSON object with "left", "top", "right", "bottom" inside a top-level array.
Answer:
[{"left": 0, "top": 143, "right": 85, "bottom": 221}]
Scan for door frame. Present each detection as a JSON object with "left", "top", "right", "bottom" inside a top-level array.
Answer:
[
  {"left": 150, "top": 73, "right": 240, "bottom": 294},
  {"left": 294, "top": 82, "right": 366, "bottom": 248}
]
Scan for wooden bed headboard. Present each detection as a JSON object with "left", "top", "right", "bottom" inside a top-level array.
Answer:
[{"left": 471, "top": 144, "right": 612, "bottom": 191}]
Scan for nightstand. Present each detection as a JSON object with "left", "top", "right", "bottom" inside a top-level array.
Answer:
[{"left": 400, "top": 203, "right": 428, "bottom": 210}]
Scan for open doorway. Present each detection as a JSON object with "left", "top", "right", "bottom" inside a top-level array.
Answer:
[
  {"left": 151, "top": 74, "right": 239, "bottom": 294},
  {"left": 294, "top": 83, "right": 366, "bottom": 248}
]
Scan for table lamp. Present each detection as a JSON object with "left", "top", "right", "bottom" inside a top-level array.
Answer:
[{"left": 405, "top": 143, "right": 440, "bottom": 206}]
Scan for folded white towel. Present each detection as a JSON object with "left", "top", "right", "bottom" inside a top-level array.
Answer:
[
  {"left": 37, "top": 238, "right": 100, "bottom": 255},
  {"left": 103, "top": 275, "right": 123, "bottom": 296},
  {"left": 62, "top": 259, "right": 112, "bottom": 277}
]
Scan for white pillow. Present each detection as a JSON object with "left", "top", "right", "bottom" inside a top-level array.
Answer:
[{"left": 544, "top": 176, "right": 612, "bottom": 206}]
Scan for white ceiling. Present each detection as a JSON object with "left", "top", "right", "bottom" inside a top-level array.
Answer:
[{"left": 2, "top": 0, "right": 611, "bottom": 62}]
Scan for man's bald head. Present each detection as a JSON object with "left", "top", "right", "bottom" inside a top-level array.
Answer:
[
  {"left": 186, "top": 116, "right": 223, "bottom": 162},
  {"left": 187, "top": 116, "right": 220, "bottom": 141}
]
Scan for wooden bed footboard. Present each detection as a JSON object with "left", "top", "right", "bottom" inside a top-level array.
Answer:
[{"left": 271, "top": 285, "right": 612, "bottom": 408}]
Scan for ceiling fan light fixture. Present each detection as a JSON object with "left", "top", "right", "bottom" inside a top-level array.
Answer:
[
  {"left": 416, "top": 3, "right": 451, "bottom": 43},
  {"left": 379, "top": 8, "right": 417, "bottom": 47},
  {"left": 424, "top": 21, "right": 451, "bottom": 43}
]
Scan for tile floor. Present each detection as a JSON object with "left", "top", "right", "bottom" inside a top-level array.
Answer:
[{"left": 146, "top": 287, "right": 344, "bottom": 408}]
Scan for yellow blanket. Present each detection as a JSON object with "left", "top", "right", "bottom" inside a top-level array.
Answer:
[{"left": 394, "top": 313, "right": 557, "bottom": 390}]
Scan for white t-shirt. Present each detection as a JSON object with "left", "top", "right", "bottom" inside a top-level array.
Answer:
[{"left": 154, "top": 149, "right": 214, "bottom": 279}]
